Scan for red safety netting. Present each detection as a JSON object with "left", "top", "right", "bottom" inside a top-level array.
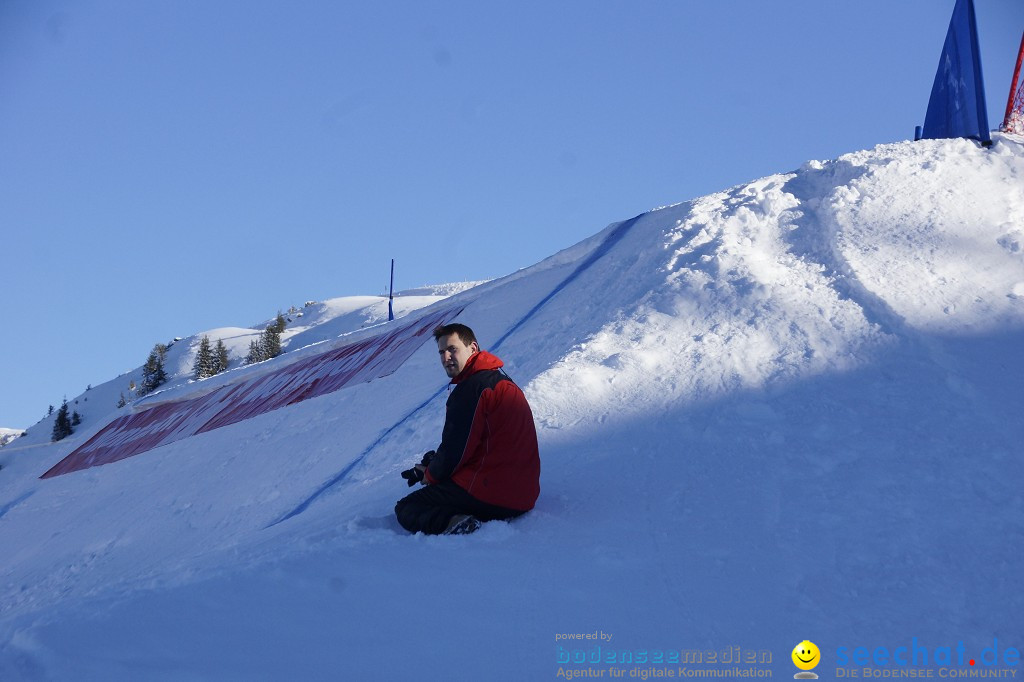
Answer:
[
  {"left": 1001, "top": 31, "right": 1024, "bottom": 135},
  {"left": 41, "top": 305, "right": 463, "bottom": 478}
]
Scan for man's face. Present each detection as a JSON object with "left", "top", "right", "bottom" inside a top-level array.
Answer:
[{"left": 437, "top": 333, "right": 478, "bottom": 378}]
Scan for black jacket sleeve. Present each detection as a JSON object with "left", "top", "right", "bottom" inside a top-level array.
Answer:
[{"left": 426, "top": 379, "right": 481, "bottom": 483}]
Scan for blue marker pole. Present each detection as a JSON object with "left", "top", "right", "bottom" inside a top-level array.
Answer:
[{"left": 388, "top": 259, "right": 395, "bottom": 322}]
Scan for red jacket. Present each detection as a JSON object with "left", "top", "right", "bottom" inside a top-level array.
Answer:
[{"left": 424, "top": 350, "right": 540, "bottom": 511}]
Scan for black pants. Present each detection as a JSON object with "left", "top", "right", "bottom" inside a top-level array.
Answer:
[{"left": 395, "top": 479, "right": 526, "bottom": 535}]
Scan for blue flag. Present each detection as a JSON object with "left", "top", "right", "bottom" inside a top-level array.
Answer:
[{"left": 921, "top": 0, "right": 991, "bottom": 144}]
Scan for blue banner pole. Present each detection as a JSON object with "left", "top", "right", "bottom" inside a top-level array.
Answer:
[{"left": 388, "top": 259, "right": 395, "bottom": 322}]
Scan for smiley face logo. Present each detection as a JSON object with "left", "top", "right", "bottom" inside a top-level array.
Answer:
[{"left": 792, "top": 640, "right": 820, "bottom": 671}]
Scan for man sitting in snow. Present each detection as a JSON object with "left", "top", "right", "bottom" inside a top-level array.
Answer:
[{"left": 395, "top": 323, "right": 540, "bottom": 535}]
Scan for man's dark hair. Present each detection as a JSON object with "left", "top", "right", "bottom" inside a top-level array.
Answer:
[{"left": 433, "top": 323, "right": 478, "bottom": 347}]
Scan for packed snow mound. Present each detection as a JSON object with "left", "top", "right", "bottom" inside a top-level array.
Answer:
[
  {"left": 530, "top": 135, "right": 1023, "bottom": 429},
  {"left": 0, "top": 136, "right": 1021, "bottom": 680},
  {"left": 795, "top": 138, "right": 1024, "bottom": 333}
]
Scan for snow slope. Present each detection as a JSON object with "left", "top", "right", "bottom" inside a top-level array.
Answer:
[
  {"left": 5, "top": 285, "right": 474, "bottom": 448},
  {"left": 0, "top": 135, "right": 1022, "bottom": 680}
]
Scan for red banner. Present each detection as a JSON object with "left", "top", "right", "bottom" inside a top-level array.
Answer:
[{"left": 41, "top": 306, "right": 462, "bottom": 478}]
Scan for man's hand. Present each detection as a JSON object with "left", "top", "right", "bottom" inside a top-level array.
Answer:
[
  {"left": 401, "top": 464, "right": 426, "bottom": 487},
  {"left": 401, "top": 451, "right": 436, "bottom": 486}
]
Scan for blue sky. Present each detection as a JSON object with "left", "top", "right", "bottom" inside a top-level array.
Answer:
[{"left": 2, "top": 0, "right": 1022, "bottom": 430}]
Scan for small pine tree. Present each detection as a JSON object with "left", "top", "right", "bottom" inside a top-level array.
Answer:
[
  {"left": 71, "top": 411, "right": 82, "bottom": 426},
  {"left": 141, "top": 344, "right": 168, "bottom": 395},
  {"left": 141, "top": 351, "right": 158, "bottom": 393},
  {"left": 51, "top": 400, "right": 73, "bottom": 442},
  {"left": 264, "top": 312, "right": 287, "bottom": 359},
  {"left": 246, "top": 338, "right": 264, "bottom": 365},
  {"left": 261, "top": 325, "right": 282, "bottom": 360},
  {"left": 117, "top": 393, "right": 127, "bottom": 408},
  {"left": 193, "top": 335, "right": 216, "bottom": 380},
  {"left": 244, "top": 314, "right": 287, "bottom": 365},
  {"left": 215, "top": 339, "right": 230, "bottom": 375}
]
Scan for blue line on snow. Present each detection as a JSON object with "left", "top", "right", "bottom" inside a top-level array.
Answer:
[
  {"left": 265, "top": 212, "right": 646, "bottom": 528},
  {"left": 491, "top": 213, "right": 644, "bottom": 353},
  {"left": 0, "top": 490, "right": 35, "bottom": 520},
  {"left": 266, "top": 387, "right": 447, "bottom": 527}
]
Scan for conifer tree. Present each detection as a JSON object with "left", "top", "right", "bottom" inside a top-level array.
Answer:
[
  {"left": 263, "top": 313, "right": 287, "bottom": 360},
  {"left": 261, "top": 325, "right": 282, "bottom": 360},
  {"left": 246, "top": 339, "right": 264, "bottom": 365},
  {"left": 71, "top": 411, "right": 81, "bottom": 426},
  {"left": 215, "top": 339, "right": 230, "bottom": 374},
  {"left": 117, "top": 393, "right": 127, "bottom": 408},
  {"left": 141, "top": 344, "right": 168, "bottom": 395},
  {"left": 51, "top": 400, "right": 73, "bottom": 442},
  {"left": 193, "top": 335, "right": 216, "bottom": 380},
  {"left": 244, "top": 314, "right": 287, "bottom": 365}
]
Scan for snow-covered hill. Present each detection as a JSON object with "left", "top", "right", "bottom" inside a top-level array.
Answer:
[
  {"left": 0, "top": 430, "right": 22, "bottom": 449},
  {"left": 6, "top": 284, "right": 481, "bottom": 451},
  {"left": 0, "top": 135, "right": 1022, "bottom": 680}
]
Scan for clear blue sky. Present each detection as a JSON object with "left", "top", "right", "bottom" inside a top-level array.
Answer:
[{"left": 2, "top": 1, "right": 1022, "bottom": 430}]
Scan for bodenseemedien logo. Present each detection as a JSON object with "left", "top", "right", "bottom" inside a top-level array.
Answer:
[{"left": 793, "top": 640, "right": 821, "bottom": 679}]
